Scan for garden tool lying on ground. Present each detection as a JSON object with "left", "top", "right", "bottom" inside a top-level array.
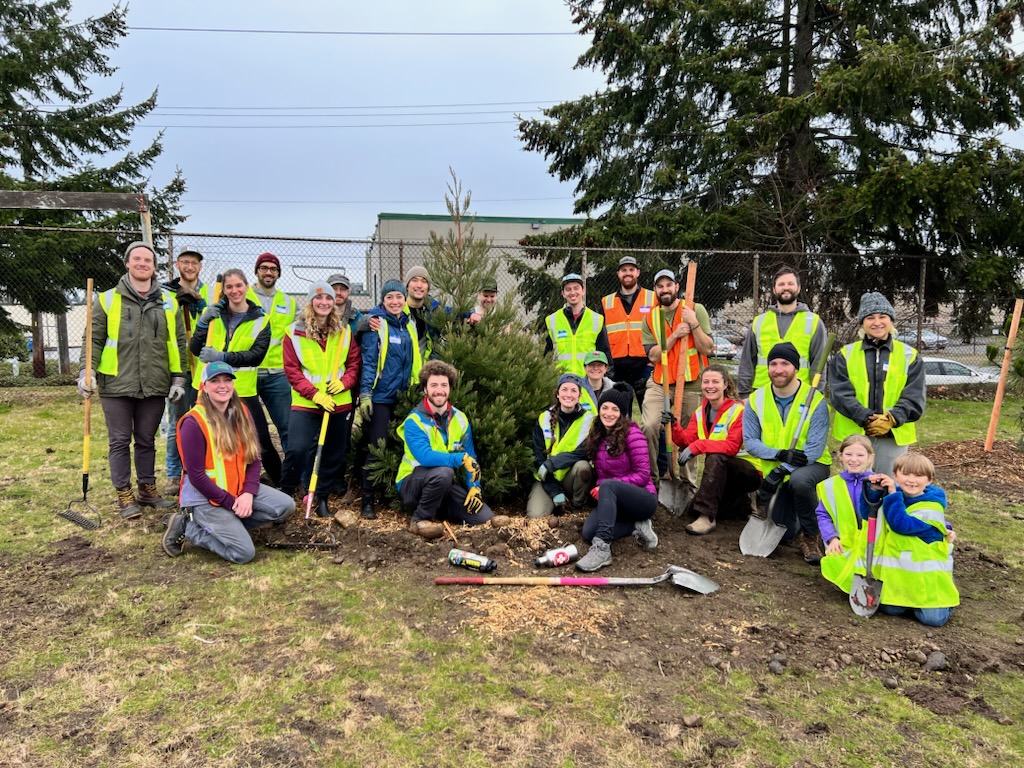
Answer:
[
  {"left": 59, "top": 277, "right": 101, "bottom": 530},
  {"left": 435, "top": 564, "right": 719, "bottom": 594},
  {"left": 850, "top": 506, "right": 883, "bottom": 617},
  {"left": 739, "top": 333, "right": 836, "bottom": 557}
]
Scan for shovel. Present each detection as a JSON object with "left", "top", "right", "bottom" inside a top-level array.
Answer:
[
  {"left": 657, "top": 298, "right": 689, "bottom": 515},
  {"left": 303, "top": 334, "right": 347, "bottom": 519},
  {"left": 435, "top": 564, "right": 719, "bottom": 594},
  {"left": 850, "top": 508, "right": 883, "bottom": 617},
  {"left": 739, "top": 332, "right": 836, "bottom": 556}
]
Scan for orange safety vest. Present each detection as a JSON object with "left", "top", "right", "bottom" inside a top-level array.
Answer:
[
  {"left": 645, "top": 304, "right": 708, "bottom": 386},
  {"left": 602, "top": 289, "right": 654, "bottom": 359},
  {"left": 176, "top": 403, "right": 248, "bottom": 503}
]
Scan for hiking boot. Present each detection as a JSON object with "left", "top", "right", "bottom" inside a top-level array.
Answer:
[
  {"left": 138, "top": 483, "right": 176, "bottom": 509},
  {"left": 633, "top": 518, "right": 659, "bottom": 550},
  {"left": 797, "top": 531, "right": 824, "bottom": 564},
  {"left": 115, "top": 485, "right": 142, "bottom": 519},
  {"left": 161, "top": 512, "right": 188, "bottom": 557},
  {"left": 409, "top": 519, "right": 444, "bottom": 539},
  {"left": 576, "top": 538, "right": 612, "bottom": 572},
  {"left": 685, "top": 515, "right": 717, "bottom": 536},
  {"left": 164, "top": 477, "right": 180, "bottom": 496},
  {"left": 489, "top": 514, "right": 512, "bottom": 529},
  {"left": 360, "top": 495, "right": 377, "bottom": 520},
  {"left": 336, "top": 483, "right": 359, "bottom": 506}
]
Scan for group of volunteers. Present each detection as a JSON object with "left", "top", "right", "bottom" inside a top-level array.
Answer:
[{"left": 76, "top": 244, "right": 957, "bottom": 625}]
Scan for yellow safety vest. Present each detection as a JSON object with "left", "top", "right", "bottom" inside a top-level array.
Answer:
[
  {"left": 873, "top": 498, "right": 959, "bottom": 609},
  {"left": 191, "top": 314, "right": 268, "bottom": 396},
  {"left": 96, "top": 288, "right": 181, "bottom": 377},
  {"left": 832, "top": 340, "right": 917, "bottom": 446},
  {"left": 403, "top": 303, "right": 434, "bottom": 359},
  {"left": 750, "top": 311, "right": 821, "bottom": 391},
  {"left": 694, "top": 400, "right": 758, "bottom": 467},
  {"left": 289, "top": 324, "right": 353, "bottom": 409},
  {"left": 396, "top": 408, "right": 471, "bottom": 486},
  {"left": 747, "top": 384, "right": 831, "bottom": 475},
  {"left": 373, "top": 319, "right": 422, "bottom": 391},
  {"left": 817, "top": 476, "right": 869, "bottom": 594},
  {"left": 546, "top": 307, "right": 604, "bottom": 377},
  {"left": 245, "top": 286, "right": 295, "bottom": 370},
  {"left": 534, "top": 409, "right": 594, "bottom": 481}
]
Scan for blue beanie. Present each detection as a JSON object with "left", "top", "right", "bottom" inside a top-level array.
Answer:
[
  {"left": 380, "top": 279, "right": 407, "bottom": 302},
  {"left": 557, "top": 373, "right": 584, "bottom": 391}
]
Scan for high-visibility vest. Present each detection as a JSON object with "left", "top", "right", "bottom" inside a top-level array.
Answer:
[
  {"left": 533, "top": 408, "right": 594, "bottom": 481},
  {"left": 396, "top": 407, "right": 471, "bottom": 487},
  {"left": 645, "top": 305, "right": 707, "bottom": 385},
  {"left": 403, "top": 303, "right": 434, "bottom": 359},
  {"left": 747, "top": 384, "right": 831, "bottom": 475},
  {"left": 289, "top": 324, "right": 353, "bottom": 409},
  {"left": 832, "top": 340, "right": 917, "bottom": 445},
  {"left": 602, "top": 289, "right": 654, "bottom": 359},
  {"left": 750, "top": 311, "right": 821, "bottom": 391},
  {"left": 694, "top": 400, "right": 759, "bottom": 467},
  {"left": 245, "top": 286, "right": 295, "bottom": 370},
  {"left": 191, "top": 314, "right": 267, "bottom": 396},
  {"left": 373, "top": 319, "right": 422, "bottom": 391},
  {"left": 873, "top": 498, "right": 959, "bottom": 609},
  {"left": 175, "top": 403, "right": 247, "bottom": 503},
  {"left": 96, "top": 288, "right": 181, "bottom": 377},
  {"left": 546, "top": 307, "right": 604, "bottom": 377},
  {"left": 817, "top": 476, "right": 869, "bottom": 593}
]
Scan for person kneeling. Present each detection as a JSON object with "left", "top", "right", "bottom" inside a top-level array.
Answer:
[
  {"left": 163, "top": 362, "right": 295, "bottom": 563},
  {"left": 528, "top": 373, "right": 594, "bottom": 517}
]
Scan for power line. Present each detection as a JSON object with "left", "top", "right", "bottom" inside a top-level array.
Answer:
[
  {"left": 183, "top": 196, "right": 571, "bottom": 205},
  {"left": 128, "top": 25, "right": 577, "bottom": 37},
  {"left": 32, "top": 108, "right": 542, "bottom": 118},
  {"left": 31, "top": 99, "right": 563, "bottom": 110},
  {"left": 132, "top": 120, "right": 518, "bottom": 129}
]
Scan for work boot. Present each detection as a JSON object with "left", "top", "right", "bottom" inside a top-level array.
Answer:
[
  {"left": 138, "top": 483, "right": 175, "bottom": 509},
  {"left": 360, "top": 494, "right": 377, "bottom": 520},
  {"left": 164, "top": 476, "right": 180, "bottom": 496},
  {"left": 409, "top": 519, "right": 444, "bottom": 539},
  {"left": 576, "top": 538, "right": 612, "bottom": 572},
  {"left": 161, "top": 512, "right": 188, "bottom": 557},
  {"left": 313, "top": 495, "right": 331, "bottom": 518},
  {"left": 336, "top": 481, "right": 359, "bottom": 506},
  {"left": 115, "top": 485, "right": 142, "bottom": 519},
  {"left": 633, "top": 518, "right": 659, "bottom": 550},
  {"left": 685, "top": 515, "right": 717, "bottom": 536},
  {"left": 797, "top": 531, "right": 824, "bottom": 565}
]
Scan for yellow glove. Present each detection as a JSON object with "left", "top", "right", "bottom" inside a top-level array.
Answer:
[
  {"left": 312, "top": 391, "right": 336, "bottom": 412},
  {"left": 464, "top": 486, "right": 484, "bottom": 516},
  {"left": 462, "top": 453, "right": 480, "bottom": 484},
  {"left": 326, "top": 379, "right": 345, "bottom": 395},
  {"left": 865, "top": 412, "right": 896, "bottom": 437}
]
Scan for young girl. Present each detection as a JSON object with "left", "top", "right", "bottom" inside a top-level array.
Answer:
[
  {"left": 576, "top": 382, "right": 658, "bottom": 572},
  {"left": 528, "top": 374, "right": 594, "bottom": 518},
  {"left": 163, "top": 362, "right": 295, "bottom": 563}
]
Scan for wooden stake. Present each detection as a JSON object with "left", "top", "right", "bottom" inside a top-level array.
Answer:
[{"left": 984, "top": 297, "right": 1023, "bottom": 451}]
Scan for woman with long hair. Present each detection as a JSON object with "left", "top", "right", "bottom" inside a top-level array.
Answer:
[
  {"left": 528, "top": 373, "right": 594, "bottom": 518},
  {"left": 576, "top": 382, "right": 659, "bottom": 572},
  {"left": 162, "top": 362, "right": 294, "bottom": 563}
]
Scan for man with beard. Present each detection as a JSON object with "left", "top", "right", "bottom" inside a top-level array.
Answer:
[
  {"left": 600, "top": 256, "right": 654, "bottom": 392},
  {"left": 640, "top": 269, "right": 713, "bottom": 492},
  {"left": 743, "top": 342, "right": 832, "bottom": 564},
  {"left": 737, "top": 266, "right": 827, "bottom": 399},
  {"left": 404, "top": 265, "right": 441, "bottom": 360},
  {"left": 328, "top": 272, "right": 362, "bottom": 334}
]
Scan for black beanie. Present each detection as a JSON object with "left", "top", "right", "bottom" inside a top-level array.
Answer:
[
  {"left": 767, "top": 341, "right": 801, "bottom": 369},
  {"left": 598, "top": 381, "right": 634, "bottom": 418}
]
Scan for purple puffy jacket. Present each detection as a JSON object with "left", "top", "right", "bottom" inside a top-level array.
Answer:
[{"left": 594, "top": 422, "right": 656, "bottom": 495}]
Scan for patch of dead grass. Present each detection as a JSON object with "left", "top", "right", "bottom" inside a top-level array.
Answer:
[{"left": 452, "top": 585, "right": 616, "bottom": 638}]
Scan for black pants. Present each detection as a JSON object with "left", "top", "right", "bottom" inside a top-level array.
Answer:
[
  {"left": 581, "top": 480, "right": 657, "bottom": 543},
  {"left": 771, "top": 462, "right": 831, "bottom": 539},
  {"left": 243, "top": 395, "right": 281, "bottom": 487},
  {"left": 399, "top": 466, "right": 493, "bottom": 524},
  {"left": 279, "top": 408, "right": 351, "bottom": 498},
  {"left": 691, "top": 454, "right": 762, "bottom": 521},
  {"left": 357, "top": 402, "right": 397, "bottom": 494},
  {"left": 610, "top": 356, "right": 652, "bottom": 395}
]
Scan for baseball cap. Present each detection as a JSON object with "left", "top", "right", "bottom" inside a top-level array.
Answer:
[
  {"left": 326, "top": 273, "right": 350, "bottom": 289},
  {"left": 480, "top": 278, "right": 498, "bottom": 292},
  {"left": 617, "top": 256, "right": 638, "bottom": 268},
  {"left": 561, "top": 273, "right": 584, "bottom": 287},
  {"left": 202, "top": 361, "right": 236, "bottom": 383},
  {"left": 178, "top": 246, "right": 203, "bottom": 261},
  {"left": 583, "top": 351, "right": 609, "bottom": 366},
  {"left": 653, "top": 269, "right": 676, "bottom": 284}
]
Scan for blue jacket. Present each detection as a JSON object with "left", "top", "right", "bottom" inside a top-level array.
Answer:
[
  {"left": 397, "top": 399, "right": 479, "bottom": 491},
  {"left": 864, "top": 483, "right": 948, "bottom": 544},
  {"left": 359, "top": 305, "right": 415, "bottom": 404}
]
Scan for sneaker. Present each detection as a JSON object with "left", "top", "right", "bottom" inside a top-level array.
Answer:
[
  {"left": 115, "top": 485, "right": 142, "bottom": 519},
  {"left": 797, "top": 531, "right": 824, "bottom": 565},
  {"left": 138, "top": 483, "right": 175, "bottom": 509},
  {"left": 161, "top": 512, "right": 188, "bottom": 557},
  {"left": 576, "top": 538, "right": 612, "bottom": 572},
  {"left": 685, "top": 515, "right": 717, "bottom": 535},
  {"left": 633, "top": 518, "right": 659, "bottom": 549},
  {"left": 409, "top": 519, "right": 444, "bottom": 539},
  {"left": 360, "top": 495, "right": 377, "bottom": 520}
]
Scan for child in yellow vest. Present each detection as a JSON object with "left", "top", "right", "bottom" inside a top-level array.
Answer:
[{"left": 816, "top": 434, "right": 876, "bottom": 594}]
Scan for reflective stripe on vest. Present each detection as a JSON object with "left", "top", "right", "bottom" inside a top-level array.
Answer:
[
  {"left": 373, "top": 319, "right": 422, "bottom": 392},
  {"left": 289, "top": 324, "right": 354, "bottom": 409},
  {"left": 192, "top": 315, "right": 267, "bottom": 396},
  {"left": 175, "top": 403, "right": 247, "bottom": 503},
  {"left": 646, "top": 305, "right": 707, "bottom": 385},
  {"left": 831, "top": 340, "right": 917, "bottom": 445},
  {"left": 872, "top": 498, "right": 959, "bottom": 609},
  {"left": 748, "top": 384, "right": 831, "bottom": 475},
  {"left": 546, "top": 308, "right": 603, "bottom": 377},
  {"left": 96, "top": 288, "right": 181, "bottom": 377},
  {"left": 602, "top": 289, "right": 654, "bottom": 359},
  {"left": 534, "top": 409, "right": 594, "bottom": 481},
  {"left": 245, "top": 286, "right": 295, "bottom": 370},
  {"left": 751, "top": 311, "right": 820, "bottom": 391},
  {"left": 817, "top": 476, "right": 868, "bottom": 593},
  {"left": 396, "top": 408, "right": 470, "bottom": 486}
]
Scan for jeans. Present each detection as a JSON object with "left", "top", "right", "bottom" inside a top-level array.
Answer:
[
  {"left": 398, "top": 465, "right": 493, "bottom": 525},
  {"left": 257, "top": 371, "right": 292, "bottom": 453},
  {"left": 582, "top": 480, "right": 657, "bottom": 543},
  {"left": 279, "top": 408, "right": 351, "bottom": 498},
  {"left": 165, "top": 385, "right": 197, "bottom": 481},
  {"left": 184, "top": 484, "right": 295, "bottom": 564},
  {"left": 100, "top": 395, "right": 166, "bottom": 488},
  {"left": 879, "top": 604, "right": 953, "bottom": 628}
]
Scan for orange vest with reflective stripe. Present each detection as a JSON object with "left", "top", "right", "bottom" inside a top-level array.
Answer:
[
  {"left": 176, "top": 403, "right": 247, "bottom": 503},
  {"left": 646, "top": 305, "right": 707, "bottom": 385},
  {"left": 602, "top": 289, "right": 654, "bottom": 359}
]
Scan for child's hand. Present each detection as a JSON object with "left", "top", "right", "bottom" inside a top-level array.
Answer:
[
  {"left": 869, "top": 473, "right": 896, "bottom": 494},
  {"left": 948, "top": 530, "right": 957, "bottom": 545},
  {"left": 825, "top": 537, "right": 844, "bottom": 556}
]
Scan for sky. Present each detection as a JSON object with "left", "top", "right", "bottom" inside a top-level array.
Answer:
[{"left": 66, "top": 1, "right": 605, "bottom": 240}]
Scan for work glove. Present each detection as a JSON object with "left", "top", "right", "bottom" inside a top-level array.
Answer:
[
  {"left": 312, "top": 391, "right": 336, "bottom": 412},
  {"left": 660, "top": 410, "right": 676, "bottom": 426},
  {"left": 358, "top": 395, "right": 374, "bottom": 421},
  {"left": 462, "top": 453, "right": 481, "bottom": 484},
  {"left": 552, "top": 492, "right": 567, "bottom": 507},
  {"left": 677, "top": 447, "right": 693, "bottom": 466},
  {"left": 537, "top": 461, "right": 553, "bottom": 482},
  {"left": 865, "top": 412, "right": 897, "bottom": 437},
  {"left": 775, "top": 449, "right": 808, "bottom": 467},
  {"left": 168, "top": 379, "right": 186, "bottom": 404},
  {"left": 199, "top": 346, "right": 226, "bottom": 364},
  {"left": 757, "top": 466, "right": 789, "bottom": 503},
  {"left": 197, "top": 299, "right": 225, "bottom": 327},
  {"left": 326, "top": 379, "right": 345, "bottom": 395},
  {"left": 76, "top": 369, "right": 96, "bottom": 399},
  {"left": 464, "top": 486, "right": 484, "bottom": 516},
  {"left": 174, "top": 284, "right": 201, "bottom": 307},
  {"left": 590, "top": 485, "right": 600, "bottom": 501}
]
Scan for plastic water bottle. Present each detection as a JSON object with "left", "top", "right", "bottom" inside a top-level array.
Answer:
[
  {"left": 534, "top": 544, "right": 579, "bottom": 567},
  {"left": 448, "top": 548, "right": 497, "bottom": 573}
]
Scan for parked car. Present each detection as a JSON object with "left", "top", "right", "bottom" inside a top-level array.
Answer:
[
  {"left": 896, "top": 329, "right": 949, "bottom": 349},
  {"left": 922, "top": 356, "right": 997, "bottom": 387},
  {"left": 712, "top": 336, "right": 737, "bottom": 360}
]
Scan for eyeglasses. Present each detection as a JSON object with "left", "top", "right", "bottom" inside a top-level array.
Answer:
[
  {"left": 257, "top": 266, "right": 280, "bottom": 273},
  {"left": 177, "top": 259, "right": 200, "bottom": 267}
]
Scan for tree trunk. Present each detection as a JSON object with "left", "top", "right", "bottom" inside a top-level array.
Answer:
[
  {"left": 56, "top": 313, "right": 71, "bottom": 375},
  {"left": 31, "top": 312, "right": 45, "bottom": 378}
]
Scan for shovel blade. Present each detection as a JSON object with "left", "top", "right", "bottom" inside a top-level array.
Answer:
[
  {"left": 849, "top": 575, "right": 882, "bottom": 617},
  {"left": 658, "top": 479, "right": 692, "bottom": 518},
  {"left": 667, "top": 565, "right": 719, "bottom": 594},
  {"left": 739, "top": 515, "right": 787, "bottom": 556}
]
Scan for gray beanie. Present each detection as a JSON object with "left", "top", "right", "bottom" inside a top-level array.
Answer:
[
  {"left": 405, "top": 265, "right": 430, "bottom": 285},
  {"left": 123, "top": 241, "right": 155, "bottom": 261},
  {"left": 856, "top": 292, "right": 896, "bottom": 323},
  {"left": 306, "top": 281, "right": 335, "bottom": 302}
]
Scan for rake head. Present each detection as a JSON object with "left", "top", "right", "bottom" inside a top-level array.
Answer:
[{"left": 58, "top": 500, "right": 102, "bottom": 530}]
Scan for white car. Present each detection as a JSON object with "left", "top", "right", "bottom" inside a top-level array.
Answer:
[
  {"left": 922, "top": 356, "right": 997, "bottom": 386},
  {"left": 897, "top": 329, "right": 949, "bottom": 349},
  {"left": 712, "top": 336, "right": 737, "bottom": 360}
]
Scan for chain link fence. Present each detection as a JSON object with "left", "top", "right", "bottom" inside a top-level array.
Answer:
[{"left": 0, "top": 225, "right": 1012, "bottom": 380}]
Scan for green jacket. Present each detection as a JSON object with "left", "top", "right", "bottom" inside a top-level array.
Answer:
[{"left": 89, "top": 274, "right": 187, "bottom": 398}]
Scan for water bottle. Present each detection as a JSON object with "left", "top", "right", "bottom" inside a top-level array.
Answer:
[
  {"left": 534, "top": 544, "right": 579, "bottom": 567},
  {"left": 448, "top": 548, "right": 497, "bottom": 573}
]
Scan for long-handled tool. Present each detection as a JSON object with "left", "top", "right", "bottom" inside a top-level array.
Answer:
[
  {"left": 740, "top": 333, "right": 836, "bottom": 556},
  {"left": 435, "top": 564, "right": 719, "bottom": 594},
  {"left": 664, "top": 261, "right": 700, "bottom": 515},
  {"left": 59, "top": 278, "right": 101, "bottom": 530},
  {"left": 657, "top": 299, "right": 687, "bottom": 513},
  {"left": 304, "top": 332, "right": 347, "bottom": 519},
  {"left": 850, "top": 506, "right": 883, "bottom": 616}
]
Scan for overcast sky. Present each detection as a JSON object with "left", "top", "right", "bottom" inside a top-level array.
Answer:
[{"left": 67, "top": 1, "right": 604, "bottom": 239}]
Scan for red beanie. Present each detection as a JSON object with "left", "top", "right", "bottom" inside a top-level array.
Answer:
[{"left": 255, "top": 252, "right": 281, "bottom": 273}]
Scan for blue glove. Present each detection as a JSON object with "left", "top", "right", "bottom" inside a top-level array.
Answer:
[
  {"left": 552, "top": 492, "right": 567, "bottom": 506},
  {"left": 538, "top": 461, "right": 552, "bottom": 482},
  {"left": 199, "top": 347, "right": 226, "bottom": 363},
  {"left": 677, "top": 447, "right": 693, "bottom": 465}
]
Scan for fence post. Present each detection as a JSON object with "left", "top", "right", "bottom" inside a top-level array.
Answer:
[
  {"left": 399, "top": 239, "right": 404, "bottom": 280},
  {"left": 752, "top": 253, "right": 760, "bottom": 312},
  {"left": 916, "top": 257, "right": 926, "bottom": 345}
]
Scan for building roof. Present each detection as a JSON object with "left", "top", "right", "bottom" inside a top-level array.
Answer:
[{"left": 377, "top": 212, "right": 587, "bottom": 226}]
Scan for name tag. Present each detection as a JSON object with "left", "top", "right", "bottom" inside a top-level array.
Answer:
[
  {"left": 542, "top": 429, "right": 553, "bottom": 439},
  {"left": 276, "top": 305, "right": 290, "bottom": 314},
  {"left": 712, "top": 424, "right": 726, "bottom": 434},
  {"left": 882, "top": 362, "right": 889, "bottom": 372},
  {"left": 162, "top": 300, "right": 172, "bottom": 311},
  {"left": 389, "top": 335, "right": 402, "bottom": 344},
  {"left": 639, "top": 305, "right": 651, "bottom": 313},
  {"left": 556, "top": 330, "right": 568, "bottom": 339}
]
